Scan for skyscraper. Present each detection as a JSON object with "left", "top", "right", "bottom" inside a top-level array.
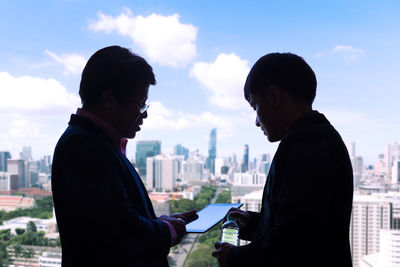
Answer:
[
  {"left": 20, "top": 146, "right": 32, "bottom": 161},
  {"left": 207, "top": 128, "right": 217, "bottom": 174},
  {"left": 135, "top": 141, "right": 161, "bottom": 182},
  {"left": 0, "top": 151, "right": 11, "bottom": 172},
  {"left": 7, "top": 159, "right": 27, "bottom": 188},
  {"left": 385, "top": 141, "right": 400, "bottom": 177},
  {"left": 173, "top": 144, "right": 189, "bottom": 160},
  {"left": 146, "top": 155, "right": 183, "bottom": 192},
  {"left": 241, "top": 144, "right": 249, "bottom": 172}
]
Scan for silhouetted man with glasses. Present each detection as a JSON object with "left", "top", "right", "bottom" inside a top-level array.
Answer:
[
  {"left": 213, "top": 53, "right": 353, "bottom": 267},
  {"left": 52, "top": 46, "right": 195, "bottom": 267}
]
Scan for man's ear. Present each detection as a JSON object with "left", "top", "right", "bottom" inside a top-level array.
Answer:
[
  {"left": 101, "top": 90, "right": 116, "bottom": 110},
  {"left": 269, "top": 85, "right": 283, "bottom": 108}
]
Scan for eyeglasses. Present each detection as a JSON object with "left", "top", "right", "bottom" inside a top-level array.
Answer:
[{"left": 130, "top": 99, "right": 149, "bottom": 114}]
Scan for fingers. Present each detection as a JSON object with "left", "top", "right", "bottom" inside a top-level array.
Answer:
[
  {"left": 212, "top": 249, "right": 220, "bottom": 258},
  {"left": 170, "top": 209, "right": 197, "bottom": 219},
  {"left": 214, "top": 242, "right": 223, "bottom": 249}
]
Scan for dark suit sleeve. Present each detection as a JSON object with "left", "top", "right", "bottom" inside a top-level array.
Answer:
[
  {"left": 53, "top": 135, "right": 171, "bottom": 258},
  {"left": 228, "top": 138, "right": 335, "bottom": 266}
]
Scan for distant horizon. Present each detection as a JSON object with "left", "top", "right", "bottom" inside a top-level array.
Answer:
[{"left": 1, "top": 136, "right": 396, "bottom": 167}]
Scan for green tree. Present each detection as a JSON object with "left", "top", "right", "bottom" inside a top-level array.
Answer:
[
  {"left": 0, "top": 229, "right": 11, "bottom": 241},
  {"left": 215, "top": 190, "right": 231, "bottom": 204},
  {"left": 15, "top": 228, "right": 25, "bottom": 235},
  {"left": 186, "top": 244, "right": 218, "bottom": 267},
  {"left": 13, "top": 244, "right": 22, "bottom": 258},
  {"left": 22, "top": 248, "right": 34, "bottom": 265},
  {"left": 27, "top": 221, "right": 37, "bottom": 233}
]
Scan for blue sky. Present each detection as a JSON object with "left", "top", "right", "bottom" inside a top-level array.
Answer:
[{"left": 0, "top": 0, "right": 399, "bottom": 165}]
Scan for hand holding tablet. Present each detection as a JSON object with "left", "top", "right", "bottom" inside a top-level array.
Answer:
[{"left": 186, "top": 203, "right": 243, "bottom": 233}]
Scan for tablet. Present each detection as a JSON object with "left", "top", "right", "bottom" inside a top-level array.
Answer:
[{"left": 186, "top": 203, "right": 243, "bottom": 233}]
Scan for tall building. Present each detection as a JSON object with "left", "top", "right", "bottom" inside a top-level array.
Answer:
[
  {"left": 146, "top": 155, "right": 183, "bottom": 192},
  {"left": 173, "top": 144, "right": 189, "bottom": 160},
  {"left": 27, "top": 160, "right": 40, "bottom": 187},
  {"left": 0, "top": 172, "right": 11, "bottom": 191},
  {"left": 207, "top": 128, "right": 217, "bottom": 174},
  {"left": 214, "top": 158, "right": 224, "bottom": 175},
  {"left": 20, "top": 146, "right": 32, "bottom": 161},
  {"left": 258, "top": 154, "right": 270, "bottom": 176},
  {"left": 379, "top": 230, "right": 400, "bottom": 267},
  {"left": 232, "top": 170, "right": 266, "bottom": 203},
  {"left": 392, "top": 160, "right": 400, "bottom": 184},
  {"left": 0, "top": 151, "right": 11, "bottom": 172},
  {"left": 40, "top": 155, "right": 52, "bottom": 174},
  {"left": 385, "top": 141, "right": 400, "bottom": 178},
  {"left": 135, "top": 141, "right": 161, "bottom": 182},
  {"left": 7, "top": 159, "right": 27, "bottom": 188},
  {"left": 182, "top": 160, "right": 204, "bottom": 183},
  {"left": 347, "top": 142, "right": 363, "bottom": 187},
  {"left": 241, "top": 144, "right": 249, "bottom": 172},
  {"left": 350, "top": 194, "right": 393, "bottom": 267}
]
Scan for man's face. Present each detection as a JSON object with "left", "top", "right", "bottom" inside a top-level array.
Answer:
[
  {"left": 249, "top": 90, "right": 285, "bottom": 142},
  {"left": 114, "top": 84, "right": 149, "bottom": 139}
]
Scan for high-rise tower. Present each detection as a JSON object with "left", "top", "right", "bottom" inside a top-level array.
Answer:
[{"left": 207, "top": 128, "right": 217, "bottom": 174}]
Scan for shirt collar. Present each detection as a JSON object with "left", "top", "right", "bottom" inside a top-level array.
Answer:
[{"left": 76, "top": 108, "right": 128, "bottom": 155}]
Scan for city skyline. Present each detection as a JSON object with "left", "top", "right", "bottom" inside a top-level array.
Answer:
[{"left": 1, "top": 1, "right": 400, "bottom": 165}]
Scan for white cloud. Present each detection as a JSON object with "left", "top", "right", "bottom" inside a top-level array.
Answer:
[
  {"left": 0, "top": 72, "right": 80, "bottom": 115},
  {"left": 45, "top": 50, "right": 86, "bottom": 76},
  {"left": 190, "top": 53, "right": 250, "bottom": 110},
  {"left": 89, "top": 8, "right": 197, "bottom": 67},
  {"left": 331, "top": 45, "right": 365, "bottom": 61},
  {"left": 143, "top": 101, "right": 241, "bottom": 139}
]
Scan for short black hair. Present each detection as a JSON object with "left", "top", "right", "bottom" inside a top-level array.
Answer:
[
  {"left": 79, "top": 45, "right": 156, "bottom": 108},
  {"left": 244, "top": 53, "right": 317, "bottom": 105}
]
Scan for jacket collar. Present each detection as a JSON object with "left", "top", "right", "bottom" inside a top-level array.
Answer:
[{"left": 286, "top": 110, "right": 330, "bottom": 136}]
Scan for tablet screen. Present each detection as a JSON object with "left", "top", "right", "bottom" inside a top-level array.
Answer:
[{"left": 186, "top": 203, "right": 243, "bottom": 233}]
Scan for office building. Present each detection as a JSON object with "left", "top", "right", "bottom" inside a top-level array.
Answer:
[
  {"left": 215, "top": 158, "right": 224, "bottom": 175},
  {"left": 27, "top": 160, "right": 40, "bottom": 187},
  {"left": 350, "top": 194, "right": 392, "bottom": 267},
  {"left": 20, "top": 146, "right": 32, "bottom": 160},
  {"left": 241, "top": 190, "right": 263, "bottom": 212},
  {"left": 0, "top": 172, "right": 11, "bottom": 191},
  {"left": 241, "top": 144, "right": 249, "bottom": 172},
  {"left": 182, "top": 160, "right": 204, "bottom": 183},
  {"left": 232, "top": 170, "right": 266, "bottom": 203},
  {"left": 7, "top": 159, "right": 27, "bottom": 189},
  {"left": 135, "top": 140, "right": 161, "bottom": 182},
  {"left": 385, "top": 141, "right": 400, "bottom": 177},
  {"left": 146, "top": 155, "right": 183, "bottom": 192},
  {"left": 0, "top": 151, "right": 11, "bottom": 172},
  {"left": 174, "top": 144, "right": 189, "bottom": 160},
  {"left": 392, "top": 161, "right": 400, "bottom": 184},
  {"left": 40, "top": 155, "right": 52, "bottom": 174},
  {"left": 39, "top": 251, "right": 62, "bottom": 267},
  {"left": 207, "top": 128, "right": 217, "bottom": 174}
]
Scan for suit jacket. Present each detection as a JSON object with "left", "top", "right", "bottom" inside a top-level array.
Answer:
[
  {"left": 52, "top": 115, "right": 171, "bottom": 267},
  {"left": 229, "top": 111, "right": 354, "bottom": 267}
]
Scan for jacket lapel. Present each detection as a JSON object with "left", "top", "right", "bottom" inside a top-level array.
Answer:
[{"left": 113, "top": 148, "right": 156, "bottom": 218}]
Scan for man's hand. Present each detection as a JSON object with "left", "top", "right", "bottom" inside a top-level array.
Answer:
[
  {"left": 226, "top": 208, "right": 250, "bottom": 229},
  {"left": 212, "top": 242, "right": 234, "bottom": 267},
  {"left": 158, "top": 215, "right": 186, "bottom": 246},
  {"left": 170, "top": 209, "right": 198, "bottom": 224}
]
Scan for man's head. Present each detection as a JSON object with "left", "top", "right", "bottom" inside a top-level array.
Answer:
[
  {"left": 244, "top": 53, "right": 317, "bottom": 142},
  {"left": 79, "top": 45, "right": 156, "bottom": 138}
]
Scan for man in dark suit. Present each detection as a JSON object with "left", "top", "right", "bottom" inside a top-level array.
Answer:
[
  {"left": 213, "top": 53, "right": 353, "bottom": 267},
  {"left": 52, "top": 46, "right": 196, "bottom": 267}
]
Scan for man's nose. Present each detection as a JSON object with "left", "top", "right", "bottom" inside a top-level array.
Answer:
[
  {"left": 141, "top": 110, "right": 148, "bottom": 119},
  {"left": 255, "top": 116, "right": 260, "bottom": 127}
]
